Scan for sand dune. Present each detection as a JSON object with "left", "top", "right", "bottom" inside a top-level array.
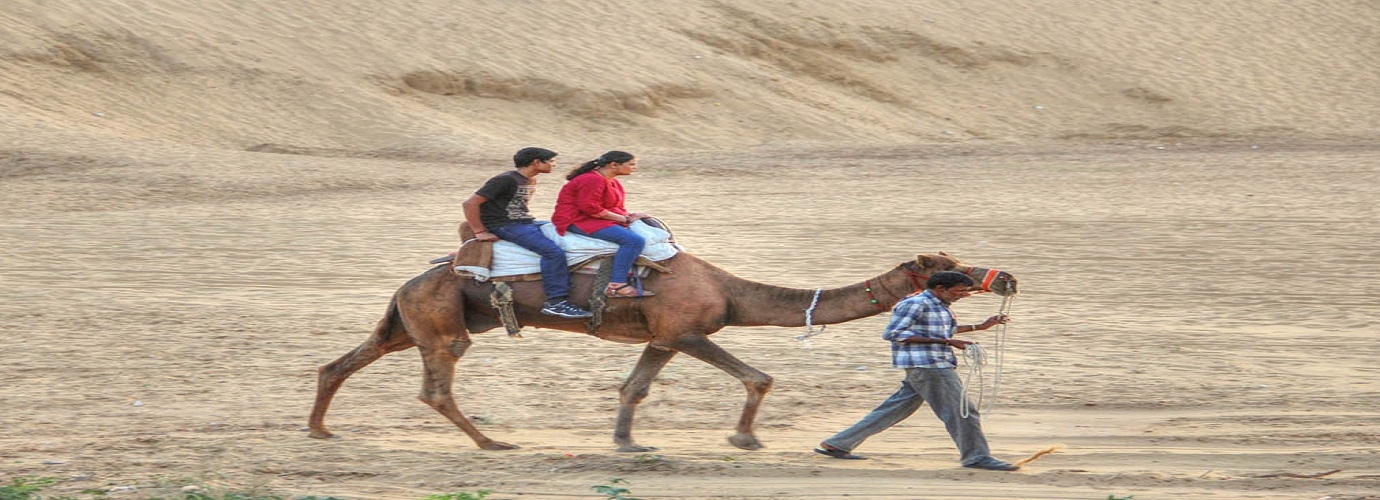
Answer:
[{"left": 3, "top": 0, "right": 1376, "bottom": 153}]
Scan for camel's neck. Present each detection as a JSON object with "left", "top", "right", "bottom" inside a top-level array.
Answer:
[{"left": 725, "top": 264, "right": 923, "bottom": 327}]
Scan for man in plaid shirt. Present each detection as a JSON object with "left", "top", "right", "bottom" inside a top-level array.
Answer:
[{"left": 813, "top": 271, "right": 1018, "bottom": 471}]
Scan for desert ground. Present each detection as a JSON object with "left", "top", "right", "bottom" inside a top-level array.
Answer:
[{"left": 3, "top": 1, "right": 1379, "bottom": 499}]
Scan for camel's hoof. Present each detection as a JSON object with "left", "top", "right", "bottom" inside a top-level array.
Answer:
[
  {"left": 616, "top": 443, "right": 659, "bottom": 453},
  {"left": 480, "top": 440, "right": 520, "bottom": 451},
  {"left": 728, "top": 433, "right": 763, "bottom": 450},
  {"left": 307, "top": 429, "right": 336, "bottom": 439}
]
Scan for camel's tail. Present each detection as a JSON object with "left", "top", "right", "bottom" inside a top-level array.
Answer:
[{"left": 372, "top": 294, "right": 404, "bottom": 342}]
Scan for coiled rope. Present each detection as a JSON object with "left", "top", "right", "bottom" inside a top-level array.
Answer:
[
  {"left": 960, "top": 343, "right": 988, "bottom": 418},
  {"left": 960, "top": 292, "right": 1015, "bottom": 418}
]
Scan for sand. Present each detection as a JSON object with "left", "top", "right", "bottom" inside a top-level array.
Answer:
[{"left": 2, "top": 1, "right": 1378, "bottom": 499}]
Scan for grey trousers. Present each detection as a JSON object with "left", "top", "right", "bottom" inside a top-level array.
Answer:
[{"left": 821, "top": 367, "right": 992, "bottom": 465}]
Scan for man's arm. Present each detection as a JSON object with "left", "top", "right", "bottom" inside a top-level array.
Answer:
[
  {"left": 889, "top": 300, "right": 967, "bottom": 347},
  {"left": 882, "top": 300, "right": 941, "bottom": 343},
  {"left": 461, "top": 194, "right": 498, "bottom": 242}
]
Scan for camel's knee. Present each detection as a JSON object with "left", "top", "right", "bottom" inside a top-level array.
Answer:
[
  {"left": 448, "top": 338, "right": 473, "bottom": 358},
  {"left": 319, "top": 357, "right": 353, "bottom": 375},
  {"left": 619, "top": 382, "right": 653, "bottom": 405},
  {"left": 316, "top": 363, "right": 348, "bottom": 384},
  {"left": 744, "top": 373, "right": 774, "bottom": 395},
  {"left": 417, "top": 389, "right": 453, "bottom": 409}
]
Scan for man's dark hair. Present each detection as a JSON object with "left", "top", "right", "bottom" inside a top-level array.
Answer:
[
  {"left": 926, "top": 271, "right": 975, "bottom": 290},
  {"left": 513, "top": 147, "right": 558, "bottom": 168}
]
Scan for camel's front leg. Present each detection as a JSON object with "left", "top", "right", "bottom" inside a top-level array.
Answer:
[
  {"left": 614, "top": 345, "right": 678, "bottom": 452},
  {"left": 416, "top": 338, "right": 518, "bottom": 450},
  {"left": 671, "top": 335, "right": 774, "bottom": 450}
]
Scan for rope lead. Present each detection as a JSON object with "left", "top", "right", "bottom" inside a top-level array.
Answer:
[{"left": 960, "top": 293, "right": 1015, "bottom": 418}]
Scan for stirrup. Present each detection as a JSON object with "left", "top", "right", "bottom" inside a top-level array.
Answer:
[{"left": 605, "top": 283, "right": 655, "bottom": 298}]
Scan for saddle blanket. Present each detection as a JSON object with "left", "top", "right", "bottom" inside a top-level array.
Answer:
[{"left": 454, "top": 220, "right": 681, "bottom": 281}]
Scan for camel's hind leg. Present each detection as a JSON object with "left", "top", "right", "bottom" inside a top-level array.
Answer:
[
  {"left": 413, "top": 335, "right": 518, "bottom": 450},
  {"left": 614, "top": 345, "right": 678, "bottom": 452},
  {"left": 671, "top": 335, "right": 774, "bottom": 450},
  {"left": 308, "top": 306, "right": 416, "bottom": 439}
]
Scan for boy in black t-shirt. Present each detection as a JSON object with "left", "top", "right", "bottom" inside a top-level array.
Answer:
[{"left": 461, "top": 147, "right": 593, "bottom": 319}]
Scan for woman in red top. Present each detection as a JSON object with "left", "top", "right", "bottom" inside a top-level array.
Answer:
[{"left": 552, "top": 151, "right": 655, "bottom": 298}]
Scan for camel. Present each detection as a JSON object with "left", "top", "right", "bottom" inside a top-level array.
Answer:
[{"left": 308, "top": 250, "right": 1017, "bottom": 452}]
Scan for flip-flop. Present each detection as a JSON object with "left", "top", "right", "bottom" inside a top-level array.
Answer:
[{"left": 813, "top": 447, "right": 867, "bottom": 460}]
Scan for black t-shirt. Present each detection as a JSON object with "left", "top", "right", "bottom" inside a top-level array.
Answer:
[{"left": 474, "top": 170, "right": 536, "bottom": 229}]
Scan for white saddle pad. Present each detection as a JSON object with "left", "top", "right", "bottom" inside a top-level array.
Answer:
[{"left": 455, "top": 220, "right": 681, "bottom": 281}]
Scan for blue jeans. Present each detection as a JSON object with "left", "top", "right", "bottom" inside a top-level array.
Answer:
[
  {"left": 821, "top": 367, "right": 992, "bottom": 465},
  {"left": 489, "top": 222, "right": 570, "bottom": 302},
  {"left": 569, "top": 224, "right": 645, "bottom": 284}
]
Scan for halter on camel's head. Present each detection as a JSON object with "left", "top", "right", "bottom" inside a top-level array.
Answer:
[
  {"left": 805, "top": 251, "right": 1019, "bottom": 339},
  {"left": 906, "top": 252, "right": 1018, "bottom": 297}
]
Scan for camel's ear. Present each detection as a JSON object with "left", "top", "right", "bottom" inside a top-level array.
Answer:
[
  {"left": 917, "top": 254, "right": 932, "bottom": 267},
  {"left": 938, "top": 251, "right": 951, "bottom": 256}
]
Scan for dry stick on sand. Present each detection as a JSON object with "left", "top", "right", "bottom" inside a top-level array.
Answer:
[
  {"left": 1255, "top": 469, "right": 1342, "bottom": 479},
  {"left": 1013, "top": 444, "right": 1065, "bottom": 468}
]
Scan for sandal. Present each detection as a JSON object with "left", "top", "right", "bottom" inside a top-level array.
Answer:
[{"left": 605, "top": 283, "right": 655, "bottom": 298}]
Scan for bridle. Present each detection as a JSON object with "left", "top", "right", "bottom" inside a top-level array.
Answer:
[
  {"left": 863, "top": 261, "right": 1006, "bottom": 312},
  {"left": 799, "top": 260, "right": 1014, "bottom": 345},
  {"left": 862, "top": 261, "right": 925, "bottom": 312}
]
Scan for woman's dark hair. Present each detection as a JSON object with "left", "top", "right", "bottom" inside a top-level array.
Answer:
[
  {"left": 926, "top": 271, "right": 975, "bottom": 290},
  {"left": 565, "top": 150, "right": 634, "bottom": 180},
  {"left": 513, "top": 147, "right": 557, "bottom": 168}
]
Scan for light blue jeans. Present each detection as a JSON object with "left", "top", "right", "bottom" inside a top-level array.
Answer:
[
  {"left": 569, "top": 224, "right": 645, "bottom": 284},
  {"left": 821, "top": 367, "right": 992, "bottom": 466}
]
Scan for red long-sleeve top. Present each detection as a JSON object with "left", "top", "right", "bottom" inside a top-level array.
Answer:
[{"left": 552, "top": 171, "right": 628, "bottom": 235}]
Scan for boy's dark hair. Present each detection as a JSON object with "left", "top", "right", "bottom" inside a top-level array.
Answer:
[
  {"left": 513, "top": 147, "right": 558, "bottom": 168},
  {"left": 926, "top": 271, "right": 975, "bottom": 290}
]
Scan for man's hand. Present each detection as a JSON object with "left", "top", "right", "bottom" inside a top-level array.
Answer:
[
  {"left": 948, "top": 338, "right": 976, "bottom": 350},
  {"left": 978, "top": 314, "right": 1010, "bottom": 330},
  {"left": 474, "top": 231, "right": 499, "bottom": 242}
]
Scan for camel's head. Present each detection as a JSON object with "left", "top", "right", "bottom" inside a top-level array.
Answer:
[{"left": 914, "top": 252, "right": 1018, "bottom": 296}]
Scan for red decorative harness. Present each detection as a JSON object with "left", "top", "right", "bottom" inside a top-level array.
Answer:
[
  {"left": 979, "top": 268, "right": 1002, "bottom": 293},
  {"left": 863, "top": 262, "right": 929, "bottom": 312}
]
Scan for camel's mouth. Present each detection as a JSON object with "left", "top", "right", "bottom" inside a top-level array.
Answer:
[
  {"left": 994, "top": 278, "right": 1018, "bottom": 296},
  {"left": 982, "top": 271, "right": 1018, "bottom": 296},
  {"left": 973, "top": 268, "right": 1018, "bottom": 296}
]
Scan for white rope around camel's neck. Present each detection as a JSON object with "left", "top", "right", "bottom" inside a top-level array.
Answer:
[
  {"left": 960, "top": 292, "right": 1015, "bottom": 418},
  {"left": 795, "top": 288, "right": 826, "bottom": 348}
]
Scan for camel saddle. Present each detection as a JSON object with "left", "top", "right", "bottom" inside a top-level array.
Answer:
[{"left": 441, "top": 220, "right": 677, "bottom": 282}]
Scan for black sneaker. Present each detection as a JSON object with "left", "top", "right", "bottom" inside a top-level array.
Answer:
[{"left": 541, "top": 300, "right": 594, "bottom": 319}]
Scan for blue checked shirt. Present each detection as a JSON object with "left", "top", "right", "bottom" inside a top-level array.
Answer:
[{"left": 882, "top": 290, "right": 958, "bottom": 369}]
